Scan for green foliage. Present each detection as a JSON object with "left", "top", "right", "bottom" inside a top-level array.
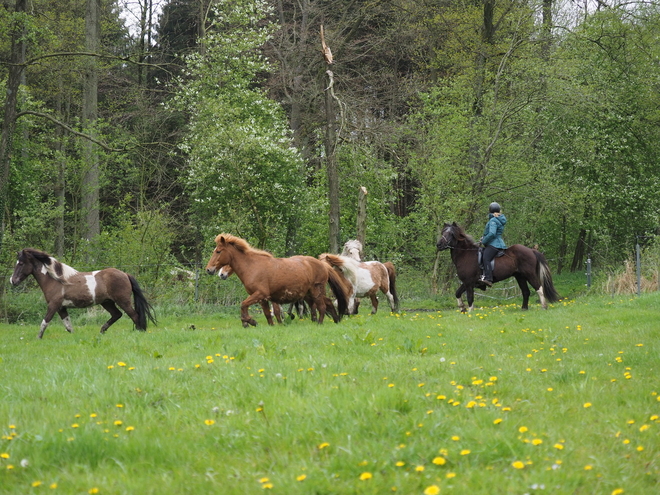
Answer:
[{"left": 171, "top": 0, "right": 307, "bottom": 251}]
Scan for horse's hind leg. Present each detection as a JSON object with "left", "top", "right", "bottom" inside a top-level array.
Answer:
[
  {"left": 514, "top": 274, "right": 532, "bottom": 310},
  {"left": 100, "top": 300, "right": 124, "bottom": 333},
  {"left": 259, "top": 301, "right": 276, "bottom": 326},
  {"left": 57, "top": 308, "right": 73, "bottom": 333}
]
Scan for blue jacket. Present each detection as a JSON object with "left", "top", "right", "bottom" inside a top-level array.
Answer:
[{"left": 481, "top": 214, "right": 507, "bottom": 249}]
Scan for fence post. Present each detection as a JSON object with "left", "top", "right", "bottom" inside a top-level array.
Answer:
[
  {"left": 636, "top": 242, "right": 641, "bottom": 296},
  {"left": 585, "top": 256, "right": 591, "bottom": 288}
]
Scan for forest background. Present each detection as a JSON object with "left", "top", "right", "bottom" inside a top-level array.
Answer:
[{"left": 2, "top": 0, "right": 660, "bottom": 317}]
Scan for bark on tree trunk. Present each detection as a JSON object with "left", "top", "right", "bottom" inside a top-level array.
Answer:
[
  {"left": 0, "top": 0, "right": 27, "bottom": 250},
  {"left": 82, "top": 0, "right": 100, "bottom": 242},
  {"left": 357, "top": 187, "right": 367, "bottom": 249}
]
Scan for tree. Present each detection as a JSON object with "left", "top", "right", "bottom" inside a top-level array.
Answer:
[{"left": 172, "top": 0, "right": 307, "bottom": 252}]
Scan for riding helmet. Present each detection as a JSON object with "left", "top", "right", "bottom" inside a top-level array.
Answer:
[{"left": 489, "top": 202, "right": 501, "bottom": 213}]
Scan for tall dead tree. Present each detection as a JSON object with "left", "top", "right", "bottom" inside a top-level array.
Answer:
[
  {"left": 82, "top": 0, "right": 100, "bottom": 242},
  {"left": 321, "top": 25, "right": 340, "bottom": 253}
]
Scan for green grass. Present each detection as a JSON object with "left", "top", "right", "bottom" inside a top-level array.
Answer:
[{"left": 1, "top": 293, "right": 659, "bottom": 494}]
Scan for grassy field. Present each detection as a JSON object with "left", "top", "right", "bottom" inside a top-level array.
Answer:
[{"left": 0, "top": 291, "right": 659, "bottom": 494}]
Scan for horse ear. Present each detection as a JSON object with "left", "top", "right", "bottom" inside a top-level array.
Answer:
[{"left": 452, "top": 221, "right": 458, "bottom": 226}]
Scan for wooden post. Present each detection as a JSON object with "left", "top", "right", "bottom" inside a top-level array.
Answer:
[{"left": 357, "top": 187, "right": 367, "bottom": 250}]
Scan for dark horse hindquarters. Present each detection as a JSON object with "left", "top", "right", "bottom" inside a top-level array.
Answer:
[{"left": 437, "top": 222, "right": 560, "bottom": 312}]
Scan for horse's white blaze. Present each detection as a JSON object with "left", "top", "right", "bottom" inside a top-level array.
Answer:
[{"left": 85, "top": 273, "right": 98, "bottom": 303}]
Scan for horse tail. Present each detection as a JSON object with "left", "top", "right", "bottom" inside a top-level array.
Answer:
[
  {"left": 534, "top": 251, "right": 561, "bottom": 304},
  {"left": 129, "top": 275, "right": 157, "bottom": 330},
  {"left": 383, "top": 261, "right": 399, "bottom": 312},
  {"left": 325, "top": 267, "right": 349, "bottom": 319}
]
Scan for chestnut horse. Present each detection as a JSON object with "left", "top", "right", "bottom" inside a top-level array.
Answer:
[
  {"left": 205, "top": 234, "right": 349, "bottom": 327},
  {"left": 216, "top": 264, "right": 309, "bottom": 322},
  {"left": 10, "top": 248, "right": 156, "bottom": 338},
  {"left": 436, "top": 222, "right": 560, "bottom": 312},
  {"left": 320, "top": 252, "right": 399, "bottom": 314}
]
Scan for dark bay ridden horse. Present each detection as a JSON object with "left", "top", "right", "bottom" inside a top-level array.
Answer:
[
  {"left": 205, "top": 234, "right": 349, "bottom": 327},
  {"left": 436, "top": 222, "right": 560, "bottom": 312},
  {"left": 10, "top": 248, "right": 156, "bottom": 338}
]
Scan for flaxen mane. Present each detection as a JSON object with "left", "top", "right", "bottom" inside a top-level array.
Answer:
[{"left": 215, "top": 234, "right": 273, "bottom": 257}]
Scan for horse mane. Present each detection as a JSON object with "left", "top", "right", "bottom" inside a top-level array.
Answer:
[
  {"left": 22, "top": 248, "right": 79, "bottom": 281},
  {"left": 342, "top": 239, "right": 362, "bottom": 255},
  {"left": 450, "top": 223, "right": 479, "bottom": 247},
  {"left": 214, "top": 234, "right": 273, "bottom": 258}
]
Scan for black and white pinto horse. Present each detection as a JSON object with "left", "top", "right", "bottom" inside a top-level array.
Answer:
[{"left": 10, "top": 248, "right": 156, "bottom": 338}]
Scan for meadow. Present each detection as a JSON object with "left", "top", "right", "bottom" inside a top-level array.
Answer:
[{"left": 0, "top": 291, "right": 659, "bottom": 494}]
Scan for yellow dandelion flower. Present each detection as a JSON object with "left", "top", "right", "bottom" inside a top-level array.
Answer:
[
  {"left": 296, "top": 474, "right": 306, "bottom": 481},
  {"left": 432, "top": 456, "right": 446, "bottom": 466},
  {"left": 554, "top": 443, "right": 564, "bottom": 450},
  {"left": 415, "top": 465, "right": 425, "bottom": 472},
  {"left": 388, "top": 383, "right": 395, "bottom": 388},
  {"left": 259, "top": 477, "right": 270, "bottom": 483},
  {"left": 494, "top": 418, "right": 503, "bottom": 425},
  {"left": 611, "top": 489, "right": 624, "bottom": 495},
  {"left": 512, "top": 461, "right": 525, "bottom": 469},
  {"left": 32, "top": 481, "right": 42, "bottom": 487},
  {"left": 460, "top": 449, "right": 470, "bottom": 455},
  {"left": 519, "top": 426, "right": 528, "bottom": 433},
  {"left": 318, "top": 442, "right": 329, "bottom": 449},
  {"left": 88, "top": 489, "right": 99, "bottom": 494},
  {"left": 359, "top": 472, "right": 373, "bottom": 480},
  {"left": 1, "top": 453, "right": 10, "bottom": 459},
  {"left": 262, "top": 483, "right": 273, "bottom": 489},
  {"left": 639, "top": 424, "right": 650, "bottom": 432},
  {"left": 116, "top": 404, "right": 123, "bottom": 408},
  {"left": 451, "top": 435, "right": 460, "bottom": 441},
  {"left": 114, "top": 420, "right": 123, "bottom": 427},
  {"left": 125, "top": 426, "right": 135, "bottom": 432},
  {"left": 50, "top": 483, "right": 58, "bottom": 489},
  {"left": 204, "top": 419, "right": 216, "bottom": 426},
  {"left": 584, "top": 402, "right": 592, "bottom": 408},
  {"left": 395, "top": 461, "right": 405, "bottom": 467},
  {"left": 446, "top": 472, "right": 456, "bottom": 478},
  {"left": 636, "top": 445, "right": 644, "bottom": 452},
  {"left": 424, "top": 485, "right": 441, "bottom": 495},
  {"left": 118, "top": 362, "right": 126, "bottom": 367}
]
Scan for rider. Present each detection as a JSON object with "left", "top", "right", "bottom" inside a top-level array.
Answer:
[{"left": 480, "top": 202, "right": 507, "bottom": 286}]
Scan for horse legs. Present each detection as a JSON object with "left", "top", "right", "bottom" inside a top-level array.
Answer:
[
  {"left": 323, "top": 296, "right": 341, "bottom": 323},
  {"left": 514, "top": 274, "right": 532, "bottom": 310},
  {"left": 38, "top": 304, "right": 60, "bottom": 339},
  {"left": 465, "top": 286, "right": 476, "bottom": 312},
  {"left": 258, "top": 301, "right": 276, "bottom": 326},
  {"left": 455, "top": 283, "right": 467, "bottom": 312},
  {"left": 57, "top": 308, "right": 74, "bottom": 333},
  {"left": 369, "top": 294, "right": 379, "bottom": 314},
  {"left": 100, "top": 300, "right": 124, "bottom": 333}
]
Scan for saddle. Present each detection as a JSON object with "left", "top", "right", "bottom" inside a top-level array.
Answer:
[{"left": 478, "top": 247, "right": 506, "bottom": 271}]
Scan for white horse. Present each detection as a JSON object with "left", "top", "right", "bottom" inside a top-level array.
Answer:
[{"left": 319, "top": 251, "right": 398, "bottom": 314}]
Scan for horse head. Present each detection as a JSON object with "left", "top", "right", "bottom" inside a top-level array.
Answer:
[
  {"left": 10, "top": 249, "right": 35, "bottom": 285},
  {"left": 436, "top": 223, "right": 457, "bottom": 251},
  {"left": 218, "top": 265, "right": 233, "bottom": 280},
  {"left": 342, "top": 239, "right": 363, "bottom": 261},
  {"left": 205, "top": 235, "right": 233, "bottom": 275}
]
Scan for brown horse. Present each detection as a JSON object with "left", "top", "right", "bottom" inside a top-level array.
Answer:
[
  {"left": 320, "top": 252, "right": 399, "bottom": 314},
  {"left": 216, "top": 264, "right": 309, "bottom": 322},
  {"left": 436, "top": 222, "right": 560, "bottom": 312},
  {"left": 10, "top": 248, "right": 156, "bottom": 338},
  {"left": 205, "top": 234, "right": 349, "bottom": 327}
]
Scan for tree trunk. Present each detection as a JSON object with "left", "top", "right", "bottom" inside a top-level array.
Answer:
[
  {"left": 324, "top": 64, "right": 340, "bottom": 252},
  {"left": 0, "top": 0, "right": 27, "bottom": 250},
  {"left": 357, "top": 186, "right": 367, "bottom": 248},
  {"left": 82, "top": 0, "right": 100, "bottom": 242}
]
